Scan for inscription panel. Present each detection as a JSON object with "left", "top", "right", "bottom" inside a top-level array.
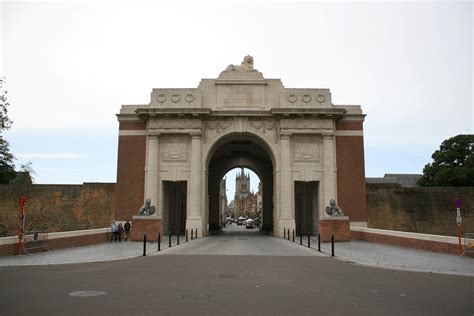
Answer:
[
  {"left": 162, "top": 140, "right": 188, "bottom": 162},
  {"left": 217, "top": 85, "right": 265, "bottom": 108},
  {"left": 294, "top": 142, "right": 320, "bottom": 162}
]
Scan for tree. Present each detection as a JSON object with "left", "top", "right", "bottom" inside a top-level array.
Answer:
[
  {"left": 0, "top": 77, "right": 16, "bottom": 184},
  {"left": 0, "top": 136, "right": 16, "bottom": 184},
  {"left": 0, "top": 77, "right": 12, "bottom": 130},
  {"left": 19, "top": 161, "right": 36, "bottom": 184},
  {"left": 417, "top": 134, "right": 474, "bottom": 187}
]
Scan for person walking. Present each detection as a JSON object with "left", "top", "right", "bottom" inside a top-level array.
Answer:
[
  {"left": 124, "top": 220, "right": 131, "bottom": 241},
  {"left": 111, "top": 221, "right": 118, "bottom": 242},
  {"left": 118, "top": 223, "right": 124, "bottom": 242}
]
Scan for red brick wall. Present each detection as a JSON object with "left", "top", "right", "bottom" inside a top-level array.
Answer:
[
  {"left": 131, "top": 218, "right": 162, "bottom": 241},
  {"left": 0, "top": 231, "right": 110, "bottom": 256},
  {"left": 351, "top": 230, "right": 459, "bottom": 255},
  {"left": 116, "top": 119, "right": 147, "bottom": 221},
  {"left": 0, "top": 183, "right": 116, "bottom": 237},
  {"left": 116, "top": 135, "right": 146, "bottom": 221},
  {"left": 319, "top": 218, "right": 350, "bottom": 242},
  {"left": 120, "top": 121, "right": 146, "bottom": 130},
  {"left": 335, "top": 121, "right": 363, "bottom": 130},
  {"left": 366, "top": 184, "right": 474, "bottom": 236},
  {"left": 0, "top": 243, "right": 18, "bottom": 256},
  {"left": 336, "top": 135, "right": 367, "bottom": 221}
]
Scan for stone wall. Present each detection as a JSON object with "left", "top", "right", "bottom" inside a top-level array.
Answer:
[
  {"left": 1, "top": 181, "right": 473, "bottom": 239},
  {"left": 0, "top": 183, "right": 116, "bottom": 237},
  {"left": 366, "top": 184, "right": 474, "bottom": 237}
]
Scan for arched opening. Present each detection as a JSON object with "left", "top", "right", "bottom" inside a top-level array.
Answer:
[
  {"left": 206, "top": 133, "right": 274, "bottom": 235},
  {"left": 219, "top": 167, "right": 261, "bottom": 227}
]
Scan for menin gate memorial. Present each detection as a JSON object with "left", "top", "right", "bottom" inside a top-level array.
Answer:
[{"left": 115, "top": 56, "right": 367, "bottom": 240}]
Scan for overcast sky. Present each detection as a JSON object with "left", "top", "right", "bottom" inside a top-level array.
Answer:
[{"left": 1, "top": 0, "right": 472, "bottom": 201}]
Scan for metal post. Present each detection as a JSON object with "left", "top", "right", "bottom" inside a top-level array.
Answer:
[
  {"left": 18, "top": 197, "right": 27, "bottom": 256},
  {"left": 195, "top": 228, "right": 197, "bottom": 239},
  {"left": 143, "top": 235, "right": 147, "bottom": 256},
  {"left": 288, "top": 229, "right": 290, "bottom": 241},
  {"left": 308, "top": 234, "right": 310, "bottom": 248},
  {"left": 158, "top": 233, "right": 161, "bottom": 252},
  {"left": 169, "top": 232, "right": 172, "bottom": 248},
  {"left": 177, "top": 232, "right": 180, "bottom": 245},
  {"left": 458, "top": 223, "right": 462, "bottom": 256},
  {"left": 300, "top": 233, "right": 302, "bottom": 245},
  {"left": 331, "top": 235, "right": 335, "bottom": 257},
  {"left": 284, "top": 229, "right": 286, "bottom": 240},
  {"left": 318, "top": 233, "right": 321, "bottom": 252},
  {"left": 292, "top": 230, "right": 295, "bottom": 243},
  {"left": 191, "top": 229, "right": 194, "bottom": 240},
  {"left": 186, "top": 230, "right": 188, "bottom": 242}
]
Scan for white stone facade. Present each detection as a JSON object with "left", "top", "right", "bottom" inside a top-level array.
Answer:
[{"left": 116, "top": 56, "right": 366, "bottom": 237}]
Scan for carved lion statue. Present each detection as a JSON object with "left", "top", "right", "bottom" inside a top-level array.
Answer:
[
  {"left": 325, "top": 199, "right": 344, "bottom": 217},
  {"left": 225, "top": 55, "right": 256, "bottom": 72}
]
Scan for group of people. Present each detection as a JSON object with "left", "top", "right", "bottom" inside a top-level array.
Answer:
[{"left": 110, "top": 220, "right": 131, "bottom": 242}]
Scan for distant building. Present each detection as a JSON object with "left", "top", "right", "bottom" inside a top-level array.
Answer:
[
  {"left": 233, "top": 168, "right": 259, "bottom": 218},
  {"left": 227, "top": 200, "right": 235, "bottom": 217},
  {"left": 219, "top": 177, "right": 228, "bottom": 224},
  {"left": 366, "top": 174, "right": 422, "bottom": 188}
]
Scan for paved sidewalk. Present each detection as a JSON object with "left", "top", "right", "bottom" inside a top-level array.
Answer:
[
  {"left": 294, "top": 237, "right": 473, "bottom": 276},
  {"left": 0, "top": 235, "right": 184, "bottom": 266},
  {"left": 0, "top": 229, "right": 472, "bottom": 277}
]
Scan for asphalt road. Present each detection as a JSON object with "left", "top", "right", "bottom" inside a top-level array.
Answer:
[{"left": 1, "top": 229, "right": 472, "bottom": 315}]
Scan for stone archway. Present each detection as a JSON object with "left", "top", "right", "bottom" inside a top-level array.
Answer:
[
  {"left": 115, "top": 56, "right": 368, "bottom": 241},
  {"left": 206, "top": 133, "right": 275, "bottom": 233}
]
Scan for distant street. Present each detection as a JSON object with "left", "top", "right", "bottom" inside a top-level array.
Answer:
[
  {"left": 0, "top": 226, "right": 472, "bottom": 315},
  {"left": 158, "top": 224, "right": 320, "bottom": 256}
]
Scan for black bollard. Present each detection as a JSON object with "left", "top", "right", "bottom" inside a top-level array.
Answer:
[
  {"left": 177, "top": 232, "right": 180, "bottom": 245},
  {"left": 284, "top": 229, "right": 286, "bottom": 240},
  {"left": 158, "top": 233, "right": 161, "bottom": 252},
  {"left": 318, "top": 233, "right": 321, "bottom": 252},
  {"left": 308, "top": 234, "right": 310, "bottom": 248},
  {"left": 143, "top": 234, "right": 147, "bottom": 256},
  {"left": 288, "top": 229, "right": 290, "bottom": 241},
  {"left": 169, "top": 232, "right": 172, "bottom": 248},
  {"left": 300, "top": 233, "right": 302, "bottom": 245},
  {"left": 292, "top": 230, "right": 295, "bottom": 243},
  {"left": 331, "top": 235, "right": 335, "bottom": 257},
  {"left": 186, "top": 230, "right": 188, "bottom": 242},
  {"left": 191, "top": 229, "right": 194, "bottom": 240},
  {"left": 195, "top": 228, "right": 197, "bottom": 239}
]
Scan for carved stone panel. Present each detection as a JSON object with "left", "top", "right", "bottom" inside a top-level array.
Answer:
[
  {"left": 294, "top": 142, "right": 319, "bottom": 162},
  {"left": 247, "top": 118, "right": 279, "bottom": 143},
  {"left": 149, "top": 118, "right": 201, "bottom": 130},
  {"left": 280, "top": 118, "right": 332, "bottom": 130},
  {"left": 162, "top": 140, "right": 188, "bottom": 161},
  {"left": 203, "top": 120, "right": 233, "bottom": 143},
  {"left": 281, "top": 89, "right": 331, "bottom": 108},
  {"left": 216, "top": 85, "right": 265, "bottom": 108},
  {"left": 150, "top": 89, "right": 201, "bottom": 108}
]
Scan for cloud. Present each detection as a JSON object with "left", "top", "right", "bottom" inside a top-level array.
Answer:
[{"left": 16, "top": 153, "right": 94, "bottom": 159}]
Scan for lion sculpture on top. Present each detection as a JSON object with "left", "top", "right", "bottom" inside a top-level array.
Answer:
[{"left": 225, "top": 55, "right": 257, "bottom": 72}]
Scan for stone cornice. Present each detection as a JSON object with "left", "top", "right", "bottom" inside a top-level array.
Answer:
[
  {"left": 271, "top": 108, "right": 347, "bottom": 118},
  {"left": 129, "top": 107, "right": 352, "bottom": 120},
  {"left": 136, "top": 108, "right": 211, "bottom": 119}
]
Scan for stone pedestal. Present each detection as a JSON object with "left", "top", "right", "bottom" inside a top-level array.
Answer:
[
  {"left": 186, "top": 218, "right": 204, "bottom": 237},
  {"left": 319, "top": 216, "right": 350, "bottom": 242},
  {"left": 131, "top": 216, "right": 162, "bottom": 241}
]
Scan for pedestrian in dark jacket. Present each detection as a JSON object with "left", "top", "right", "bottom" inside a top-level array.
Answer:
[
  {"left": 124, "top": 220, "right": 131, "bottom": 241},
  {"left": 118, "top": 223, "right": 124, "bottom": 242}
]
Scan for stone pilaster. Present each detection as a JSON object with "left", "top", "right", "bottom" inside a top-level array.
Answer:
[
  {"left": 145, "top": 133, "right": 160, "bottom": 217},
  {"left": 322, "top": 134, "right": 336, "bottom": 218},
  {"left": 278, "top": 133, "right": 295, "bottom": 237},
  {"left": 186, "top": 133, "right": 204, "bottom": 236}
]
